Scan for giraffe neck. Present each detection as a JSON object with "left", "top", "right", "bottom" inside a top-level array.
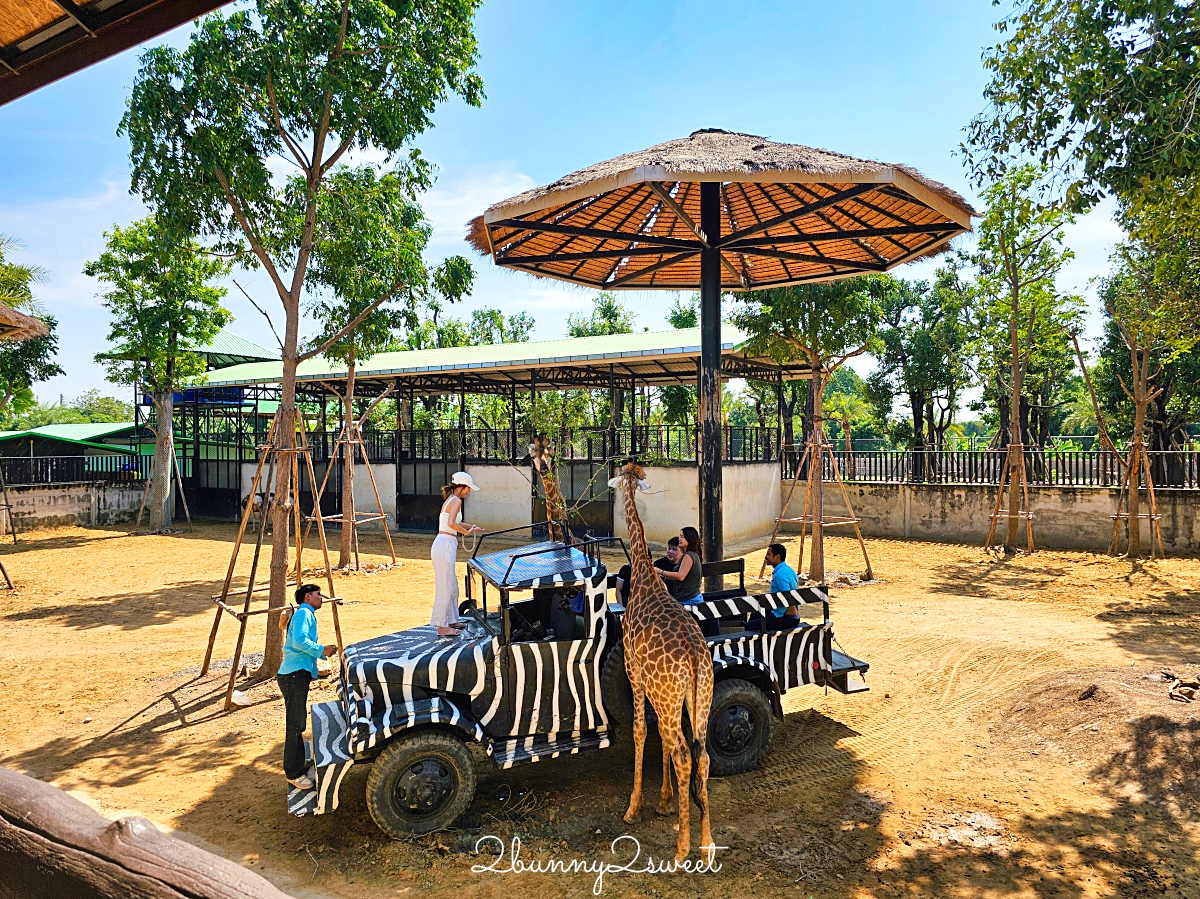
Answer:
[
  {"left": 621, "top": 473, "right": 668, "bottom": 614},
  {"left": 536, "top": 457, "right": 566, "bottom": 537}
]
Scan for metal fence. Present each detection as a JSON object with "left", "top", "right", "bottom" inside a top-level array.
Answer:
[
  {"left": 2, "top": 455, "right": 153, "bottom": 486},
  {"left": 782, "top": 447, "right": 1200, "bottom": 489}
]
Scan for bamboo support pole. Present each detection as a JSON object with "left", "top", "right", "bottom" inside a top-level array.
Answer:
[
  {"left": 826, "top": 444, "right": 873, "bottom": 580},
  {"left": 171, "top": 449, "right": 193, "bottom": 533}
]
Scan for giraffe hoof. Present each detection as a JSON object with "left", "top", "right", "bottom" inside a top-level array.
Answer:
[
  {"left": 623, "top": 810, "right": 639, "bottom": 825},
  {"left": 655, "top": 804, "right": 673, "bottom": 817},
  {"left": 675, "top": 849, "right": 689, "bottom": 865}
]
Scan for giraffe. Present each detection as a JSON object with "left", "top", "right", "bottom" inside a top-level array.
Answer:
[
  {"left": 608, "top": 461, "right": 714, "bottom": 864},
  {"left": 530, "top": 434, "right": 567, "bottom": 542}
]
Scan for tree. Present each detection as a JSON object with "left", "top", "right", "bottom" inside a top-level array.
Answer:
[
  {"left": 469, "top": 308, "right": 533, "bottom": 344},
  {"left": 660, "top": 296, "right": 699, "bottom": 425},
  {"left": 1096, "top": 227, "right": 1200, "bottom": 555},
  {"left": 123, "top": 0, "right": 482, "bottom": 675},
  {"left": 0, "top": 316, "right": 63, "bottom": 424},
  {"left": 303, "top": 164, "right": 472, "bottom": 567},
  {"left": 71, "top": 390, "right": 135, "bottom": 423},
  {"left": 966, "top": 0, "right": 1200, "bottom": 227},
  {"left": 566, "top": 292, "right": 636, "bottom": 337},
  {"left": 870, "top": 274, "right": 971, "bottom": 474},
  {"left": 0, "top": 236, "right": 48, "bottom": 312},
  {"left": 86, "top": 217, "right": 231, "bottom": 532},
  {"left": 732, "top": 278, "right": 884, "bottom": 581},
  {"left": 966, "top": 165, "right": 1077, "bottom": 552}
]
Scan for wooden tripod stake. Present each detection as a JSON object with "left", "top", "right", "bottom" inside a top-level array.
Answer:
[
  {"left": 200, "top": 414, "right": 342, "bottom": 711},
  {"left": 762, "top": 433, "right": 873, "bottom": 583},
  {"left": 1107, "top": 436, "right": 1166, "bottom": 558},
  {"left": 301, "top": 413, "right": 396, "bottom": 572},
  {"left": 984, "top": 442, "right": 1034, "bottom": 553}
]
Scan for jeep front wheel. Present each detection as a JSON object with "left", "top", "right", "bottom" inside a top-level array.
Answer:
[
  {"left": 706, "top": 678, "right": 773, "bottom": 776},
  {"left": 366, "top": 731, "right": 477, "bottom": 836}
]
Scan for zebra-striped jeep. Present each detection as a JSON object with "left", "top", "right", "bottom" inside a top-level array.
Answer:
[{"left": 290, "top": 530, "right": 868, "bottom": 836}]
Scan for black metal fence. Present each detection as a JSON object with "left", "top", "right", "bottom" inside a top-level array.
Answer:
[
  {"left": 2, "top": 455, "right": 153, "bottom": 486},
  {"left": 781, "top": 447, "right": 1200, "bottom": 489}
]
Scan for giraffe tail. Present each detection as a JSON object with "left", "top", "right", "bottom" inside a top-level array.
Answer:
[{"left": 688, "top": 658, "right": 708, "bottom": 807}]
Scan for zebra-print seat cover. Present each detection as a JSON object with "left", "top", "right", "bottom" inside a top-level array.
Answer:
[{"left": 467, "top": 540, "right": 602, "bottom": 589}]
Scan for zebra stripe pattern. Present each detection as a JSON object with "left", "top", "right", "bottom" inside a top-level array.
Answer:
[
  {"left": 709, "top": 623, "right": 832, "bottom": 691},
  {"left": 685, "top": 586, "right": 828, "bottom": 621}
]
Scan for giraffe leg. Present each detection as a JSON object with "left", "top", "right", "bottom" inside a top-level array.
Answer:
[
  {"left": 691, "top": 663, "right": 715, "bottom": 864},
  {"left": 669, "top": 729, "right": 693, "bottom": 863},
  {"left": 656, "top": 732, "right": 674, "bottom": 816},
  {"left": 624, "top": 678, "right": 647, "bottom": 824}
]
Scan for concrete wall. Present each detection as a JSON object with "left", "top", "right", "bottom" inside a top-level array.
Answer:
[
  {"left": 463, "top": 462, "right": 532, "bottom": 533},
  {"left": 613, "top": 463, "right": 781, "bottom": 550},
  {"left": 4, "top": 483, "right": 145, "bottom": 531},
  {"left": 351, "top": 462, "right": 395, "bottom": 529},
  {"left": 779, "top": 481, "right": 1200, "bottom": 553}
]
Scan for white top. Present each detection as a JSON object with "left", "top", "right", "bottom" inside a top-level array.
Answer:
[{"left": 438, "top": 503, "right": 462, "bottom": 536}]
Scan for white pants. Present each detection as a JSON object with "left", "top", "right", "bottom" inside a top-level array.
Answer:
[{"left": 431, "top": 534, "right": 461, "bottom": 628}]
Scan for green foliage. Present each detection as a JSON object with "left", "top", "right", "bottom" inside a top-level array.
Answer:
[
  {"left": 966, "top": 0, "right": 1200, "bottom": 223},
  {"left": 469, "top": 308, "right": 534, "bottom": 344},
  {"left": 667, "top": 295, "right": 699, "bottom": 329},
  {"left": 0, "top": 314, "right": 63, "bottom": 422},
  {"left": 85, "top": 217, "right": 231, "bottom": 396},
  {"left": 71, "top": 390, "right": 134, "bottom": 422},
  {"left": 964, "top": 165, "right": 1082, "bottom": 447},
  {"left": 303, "top": 164, "right": 472, "bottom": 366},
  {"left": 0, "top": 235, "right": 47, "bottom": 312},
  {"left": 731, "top": 277, "right": 885, "bottom": 369},
  {"left": 566, "top": 293, "right": 636, "bottom": 337},
  {"left": 869, "top": 273, "right": 972, "bottom": 449},
  {"left": 121, "top": 0, "right": 483, "bottom": 255}
]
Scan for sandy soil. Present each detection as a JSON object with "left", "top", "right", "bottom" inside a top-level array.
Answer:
[{"left": 1, "top": 523, "right": 1198, "bottom": 898}]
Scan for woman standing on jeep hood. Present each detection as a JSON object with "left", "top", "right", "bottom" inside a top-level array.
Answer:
[{"left": 432, "top": 472, "right": 483, "bottom": 636}]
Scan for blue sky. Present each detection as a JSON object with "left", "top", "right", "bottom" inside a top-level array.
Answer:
[{"left": 0, "top": 0, "right": 1120, "bottom": 402}]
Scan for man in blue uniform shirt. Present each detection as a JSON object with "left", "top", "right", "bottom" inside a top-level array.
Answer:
[
  {"left": 750, "top": 543, "right": 801, "bottom": 631},
  {"left": 278, "top": 584, "right": 338, "bottom": 790}
]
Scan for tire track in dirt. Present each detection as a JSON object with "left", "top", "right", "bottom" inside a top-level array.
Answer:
[{"left": 739, "top": 642, "right": 1069, "bottom": 800}]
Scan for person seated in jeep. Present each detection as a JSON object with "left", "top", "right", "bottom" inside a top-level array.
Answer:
[
  {"left": 748, "top": 543, "right": 801, "bottom": 632},
  {"left": 614, "top": 537, "right": 682, "bottom": 604}
]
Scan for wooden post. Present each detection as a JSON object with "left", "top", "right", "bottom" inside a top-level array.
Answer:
[
  {"left": 171, "top": 449, "right": 192, "bottom": 533},
  {"left": 699, "top": 180, "right": 724, "bottom": 586},
  {"left": 0, "top": 456, "right": 18, "bottom": 544}
]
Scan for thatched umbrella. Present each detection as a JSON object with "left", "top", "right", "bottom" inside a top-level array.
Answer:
[
  {"left": 0, "top": 304, "right": 48, "bottom": 341},
  {"left": 468, "top": 129, "right": 975, "bottom": 574}
]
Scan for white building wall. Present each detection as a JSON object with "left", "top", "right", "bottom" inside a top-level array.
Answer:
[{"left": 463, "top": 463, "right": 532, "bottom": 533}]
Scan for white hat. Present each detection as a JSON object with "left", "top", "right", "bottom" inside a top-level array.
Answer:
[{"left": 451, "top": 471, "right": 480, "bottom": 491}]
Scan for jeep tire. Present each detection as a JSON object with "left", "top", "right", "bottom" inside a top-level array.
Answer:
[
  {"left": 366, "top": 731, "right": 477, "bottom": 836},
  {"left": 706, "top": 678, "right": 773, "bottom": 776}
]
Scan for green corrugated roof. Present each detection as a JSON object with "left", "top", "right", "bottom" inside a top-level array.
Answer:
[
  {"left": 204, "top": 331, "right": 279, "bottom": 365},
  {"left": 0, "top": 421, "right": 138, "bottom": 453},
  {"left": 203, "top": 325, "right": 750, "bottom": 388}
]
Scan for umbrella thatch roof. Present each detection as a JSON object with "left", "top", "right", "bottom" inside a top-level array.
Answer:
[
  {"left": 0, "top": 0, "right": 230, "bottom": 105},
  {"left": 0, "top": 304, "right": 48, "bottom": 341},
  {"left": 467, "top": 129, "right": 976, "bottom": 291}
]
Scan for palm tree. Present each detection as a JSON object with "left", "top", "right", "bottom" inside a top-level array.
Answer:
[
  {"left": 0, "top": 235, "right": 48, "bottom": 313},
  {"left": 824, "top": 391, "right": 869, "bottom": 478}
]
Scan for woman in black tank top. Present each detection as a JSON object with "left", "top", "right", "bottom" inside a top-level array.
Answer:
[{"left": 658, "top": 526, "right": 703, "bottom": 602}]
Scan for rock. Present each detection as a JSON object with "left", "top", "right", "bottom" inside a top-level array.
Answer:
[{"left": 1077, "top": 684, "right": 1098, "bottom": 701}]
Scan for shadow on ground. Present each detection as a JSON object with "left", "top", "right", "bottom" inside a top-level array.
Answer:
[{"left": 3, "top": 577, "right": 228, "bottom": 630}]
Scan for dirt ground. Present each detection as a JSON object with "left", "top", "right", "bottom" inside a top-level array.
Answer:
[{"left": 1, "top": 522, "right": 1198, "bottom": 898}]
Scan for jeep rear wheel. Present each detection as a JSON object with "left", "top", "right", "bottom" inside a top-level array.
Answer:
[
  {"left": 707, "top": 678, "right": 773, "bottom": 776},
  {"left": 366, "top": 731, "right": 476, "bottom": 836}
]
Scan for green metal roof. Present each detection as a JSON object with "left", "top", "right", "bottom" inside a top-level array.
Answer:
[
  {"left": 204, "top": 331, "right": 280, "bottom": 367},
  {"left": 0, "top": 421, "right": 138, "bottom": 453},
  {"left": 201, "top": 325, "right": 792, "bottom": 389}
]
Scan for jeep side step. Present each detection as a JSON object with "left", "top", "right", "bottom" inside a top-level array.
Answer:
[
  {"left": 492, "top": 730, "right": 611, "bottom": 769},
  {"left": 824, "top": 648, "right": 870, "bottom": 695}
]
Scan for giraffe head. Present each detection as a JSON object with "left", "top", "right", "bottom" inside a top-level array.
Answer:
[
  {"left": 608, "top": 460, "right": 650, "bottom": 492},
  {"left": 529, "top": 434, "right": 555, "bottom": 473}
]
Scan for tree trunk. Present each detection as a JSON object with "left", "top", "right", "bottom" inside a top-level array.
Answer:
[
  {"left": 339, "top": 350, "right": 356, "bottom": 569},
  {"left": 809, "top": 356, "right": 826, "bottom": 584},
  {"left": 260, "top": 301, "right": 300, "bottom": 679},
  {"left": 149, "top": 391, "right": 174, "bottom": 532},
  {"left": 909, "top": 389, "right": 926, "bottom": 481},
  {"left": 1004, "top": 282, "right": 1025, "bottom": 551}
]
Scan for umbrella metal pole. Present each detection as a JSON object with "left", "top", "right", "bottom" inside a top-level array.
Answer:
[{"left": 699, "top": 180, "right": 723, "bottom": 589}]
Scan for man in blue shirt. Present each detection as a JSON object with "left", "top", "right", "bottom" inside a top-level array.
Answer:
[
  {"left": 278, "top": 584, "right": 337, "bottom": 790},
  {"left": 750, "top": 543, "right": 801, "bottom": 631}
]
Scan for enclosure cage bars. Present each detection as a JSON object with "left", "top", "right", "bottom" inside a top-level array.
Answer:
[{"left": 200, "top": 412, "right": 342, "bottom": 711}]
